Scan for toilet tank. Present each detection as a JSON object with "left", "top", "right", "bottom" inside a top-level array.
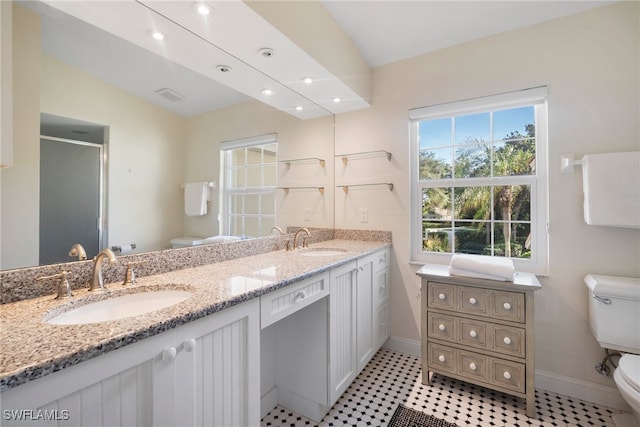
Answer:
[{"left": 585, "top": 274, "right": 640, "bottom": 353}]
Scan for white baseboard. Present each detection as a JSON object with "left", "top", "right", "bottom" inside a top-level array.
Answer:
[{"left": 383, "top": 335, "right": 630, "bottom": 411}]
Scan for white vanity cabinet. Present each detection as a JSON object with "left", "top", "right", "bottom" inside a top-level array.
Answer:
[{"left": 1, "top": 300, "right": 260, "bottom": 427}]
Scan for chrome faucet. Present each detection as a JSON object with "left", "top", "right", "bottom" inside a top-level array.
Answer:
[
  {"left": 293, "top": 227, "right": 311, "bottom": 249},
  {"left": 89, "top": 248, "right": 117, "bottom": 292},
  {"left": 68, "top": 243, "right": 87, "bottom": 260}
]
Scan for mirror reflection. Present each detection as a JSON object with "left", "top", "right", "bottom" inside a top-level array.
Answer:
[{"left": 1, "top": 1, "right": 335, "bottom": 270}]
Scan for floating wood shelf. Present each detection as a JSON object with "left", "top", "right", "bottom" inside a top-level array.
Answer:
[
  {"left": 279, "top": 158, "right": 325, "bottom": 169},
  {"left": 278, "top": 186, "right": 325, "bottom": 195},
  {"left": 336, "top": 150, "right": 392, "bottom": 166},
  {"left": 336, "top": 183, "right": 394, "bottom": 193}
]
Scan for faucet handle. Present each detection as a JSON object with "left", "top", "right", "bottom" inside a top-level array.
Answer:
[
  {"left": 38, "top": 271, "right": 73, "bottom": 300},
  {"left": 122, "top": 260, "right": 148, "bottom": 286}
]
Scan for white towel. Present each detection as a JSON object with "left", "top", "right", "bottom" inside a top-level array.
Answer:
[
  {"left": 582, "top": 152, "right": 640, "bottom": 229},
  {"left": 448, "top": 253, "right": 514, "bottom": 281},
  {"left": 184, "top": 182, "right": 208, "bottom": 216}
]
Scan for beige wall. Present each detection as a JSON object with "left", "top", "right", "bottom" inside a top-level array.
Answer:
[
  {"left": 1, "top": 4, "right": 40, "bottom": 269},
  {"left": 184, "top": 100, "right": 334, "bottom": 239},
  {"left": 334, "top": 1, "right": 639, "bottom": 404}
]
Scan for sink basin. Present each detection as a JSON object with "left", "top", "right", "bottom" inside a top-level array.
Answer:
[
  {"left": 46, "top": 290, "right": 192, "bottom": 325},
  {"left": 300, "top": 248, "right": 348, "bottom": 257}
]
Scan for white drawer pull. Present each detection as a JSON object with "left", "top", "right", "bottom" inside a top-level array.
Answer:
[
  {"left": 294, "top": 291, "right": 306, "bottom": 303},
  {"left": 503, "top": 371, "right": 512, "bottom": 380},
  {"left": 469, "top": 330, "right": 477, "bottom": 338},
  {"left": 503, "top": 302, "right": 512, "bottom": 310},
  {"left": 469, "top": 362, "right": 477, "bottom": 371},
  {"left": 438, "top": 293, "right": 446, "bottom": 301},
  {"left": 438, "top": 324, "right": 446, "bottom": 331},
  {"left": 161, "top": 347, "right": 177, "bottom": 362},
  {"left": 469, "top": 297, "right": 477, "bottom": 305},
  {"left": 183, "top": 338, "right": 196, "bottom": 352},
  {"left": 503, "top": 337, "right": 512, "bottom": 345},
  {"left": 438, "top": 355, "right": 446, "bottom": 362}
]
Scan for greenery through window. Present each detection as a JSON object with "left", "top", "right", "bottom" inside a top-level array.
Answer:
[{"left": 410, "top": 88, "right": 548, "bottom": 272}]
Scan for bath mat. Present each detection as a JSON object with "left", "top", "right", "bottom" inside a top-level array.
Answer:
[{"left": 388, "top": 404, "right": 458, "bottom": 427}]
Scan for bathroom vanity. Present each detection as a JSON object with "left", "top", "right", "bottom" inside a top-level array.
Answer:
[
  {"left": 0, "top": 239, "right": 390, "bottom": 426},
  {"left": 417, "top": 265, "right": 540, "bottom": 418}
]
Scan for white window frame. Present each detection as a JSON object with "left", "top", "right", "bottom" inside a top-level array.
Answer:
[
  {"left": 219, "top": 133, "right": 277, "bottom": 237},
  {"left": 409, "top": 87, "right": 549, "bottom": 274}
]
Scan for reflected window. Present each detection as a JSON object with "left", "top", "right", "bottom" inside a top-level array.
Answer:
[
  {"left": 410, "top": 88, "right": 549, "bottom": 273},
  {"left": 220, "top": 134, "right": 277, "bottom": 237}
]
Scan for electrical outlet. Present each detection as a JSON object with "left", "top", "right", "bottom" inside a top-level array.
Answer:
[
  {"left": 304, "top": 208, "right": 311, "bottom": 221},
  {"left": 360, "top": 208, "right": 368, "bottom": 223}
]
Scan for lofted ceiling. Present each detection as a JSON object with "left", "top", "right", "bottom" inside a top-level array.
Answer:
[{"left": 28, "top": 0, "right": 615, "bottom": 120}]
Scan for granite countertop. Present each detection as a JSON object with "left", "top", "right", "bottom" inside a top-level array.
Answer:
[{"left": 0, "top": 239, "right": 390, "bottom": 392}]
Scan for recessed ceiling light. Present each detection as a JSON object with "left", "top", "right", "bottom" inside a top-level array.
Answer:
[
  {"left": 258, "top": 48, "right": 275, "bottom": 58},
  {"left": 194, "top": 2, "right": 211, "bottom": 15},
  {"left": 295, "top": 106, "right": 303, "bottom": 111},
  {"left": 333, "top": 97, "right": 341, "bottom": 103},
  {"left": 216, "top": 65, "right": 232, "bottom": 73},
  {"left": 261, "top": 89, "right": 274, "bottom": 96},
  {"left": 302, "top": 77, "right": 314, "bottom": 85},
  {"left": 150, "top": 30, "right": 165, "bottom": 41}
]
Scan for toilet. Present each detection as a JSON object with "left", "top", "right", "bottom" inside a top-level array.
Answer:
[
  {"left": 585, "top": 274, "right": 640, "bottom": 426},
  {"left": 170, "top": 237, "right": 204, "bottom": 249}
]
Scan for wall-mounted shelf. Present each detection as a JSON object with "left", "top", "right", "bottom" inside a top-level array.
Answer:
[
  {"left": 279, "top": 158, "right": 325, "bottom": 169},
  {"left": 278, "top": 186, "right": 325, "bottom": 195},
  {"left": 336, "top": 183, "right": 394, "bottom": 193},
  {"left": 336, "top": 150, "right": 391, "bottom": 166}
]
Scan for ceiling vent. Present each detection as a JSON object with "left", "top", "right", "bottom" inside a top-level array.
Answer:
[{"left": 155, "top": 87, "right": 185, "bottom": 102}]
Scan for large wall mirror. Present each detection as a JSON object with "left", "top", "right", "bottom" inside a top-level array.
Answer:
[{"left": 1, "top": 1, "right": 335, "bottom": 270}]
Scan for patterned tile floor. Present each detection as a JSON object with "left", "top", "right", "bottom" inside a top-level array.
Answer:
[{"left": 261, "top": 348, "right": 623, "bottom": 427}]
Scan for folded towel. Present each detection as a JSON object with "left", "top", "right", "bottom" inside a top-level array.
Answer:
[
  {"left": 184, "top": 182, "right": 208, "bottom": 216},
  {"left": 449, "top": 253, "right": 514, "bottom": 281}
]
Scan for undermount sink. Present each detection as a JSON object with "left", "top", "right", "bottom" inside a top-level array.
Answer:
[
  {"left": 46, "top": 290, "right": 192, "bottom": 325},
  {"left": 300, "top": 248, "right": 348, "bottom": 257}
]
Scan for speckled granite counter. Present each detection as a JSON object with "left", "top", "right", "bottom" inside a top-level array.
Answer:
[{"left": 0, "top": 239, "right": 390, "bottom": 392}]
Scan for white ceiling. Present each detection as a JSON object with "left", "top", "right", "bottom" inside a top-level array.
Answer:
[
  {"left": 29, "top": 0, "right": 615, "bottom": 120},
  {"left": 322, "top": 1, "right": 615, "bottom": 68}
]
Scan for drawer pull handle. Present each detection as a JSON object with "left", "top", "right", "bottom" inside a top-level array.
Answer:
[
  {"left": 469, "top": 362, "right": 477, "bottom": 371},
  {"left": 438, "top": 355, "right": 446, "bottom": 363},
  {"left": 469, "top": 297, "right": 477, "bottom": 305},
  {"left": 161, "top": 347, "right": 177, "bottom": 362},
  {"left": 438, "top": 324, "right": 446, "bottom": 332},
  {"left": 503, "top": 337, "right": 512, "bottom": 345},
  {"left": 503, "top": 302, "right": 512, "bottom": 310},
  {"left": 438, "top": 293, "right": 446, "bottom": 301},
  {"left": 183, "top": 338, "right": 196, "bottom": 352},
  {"left": 503, "top": 371, "right": 512, "bottom": 380},
  {"left": 469, "top": 330, "right": 477, "bottom": 338},
  {"left": 294, "top": 291, "right": 306, "bottom": 303}
]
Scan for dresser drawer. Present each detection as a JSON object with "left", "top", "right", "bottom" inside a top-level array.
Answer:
[
  {"left": 427, "top": 342, "right": 456, "bottom": 372},
  {"left": 491, "top": 325, "right": 525, "bottom": 357},
  {"left": 458, "top": 350, "right": 489, "bottom": 383},
  {"left": 492, "top": 359, "right": 525, "bottom": 393},
  {"left": 428, "top": 283, "right": 455, "bottom": 310},
  {"left": 459, "top": 286, "right": 489, "bottom": 316},
  {"left": 491, "top": 291, "right": 525, "bottom": 323},
  {"left": 260, "top": 272, "right": 329, "bottom": 328},
  {"left": 459, "top": 318, "right": 488, "bottom": 349},
  {"left": 427, "top": 312, "right": 456, "bottom": 341}
]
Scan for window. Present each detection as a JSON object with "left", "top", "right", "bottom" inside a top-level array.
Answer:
[
  {"left": 410, "top": 87, "right": 548, "bottom": 273},
  {"left": 220, "top": 134, "right": 277, "bottom": 237}
]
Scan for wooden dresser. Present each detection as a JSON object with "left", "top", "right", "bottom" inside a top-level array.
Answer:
[{"left": 416, "top": 265, "right": 541, "bottom": 418}]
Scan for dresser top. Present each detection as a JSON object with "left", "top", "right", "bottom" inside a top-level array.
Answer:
[{"left": 417, "top": 264, "right": 541, "bottom": 291}]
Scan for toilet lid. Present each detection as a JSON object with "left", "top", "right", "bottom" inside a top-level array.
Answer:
[{"left": 619, "top": 354, "right": 640, "bottom": 393}]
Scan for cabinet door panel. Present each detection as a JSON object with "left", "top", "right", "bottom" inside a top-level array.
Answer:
[{"left": 356, "top": 256, "right": 374, "bottom": 371}]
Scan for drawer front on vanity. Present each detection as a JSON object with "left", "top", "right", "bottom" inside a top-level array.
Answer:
[
  {"left": 428, "top": 282, "right": 525, "bottom": 323},
  {"left": 261, "top": 272, "right": 329, "bottom": 328},
  {"left": 426, "top": 343, "right": 525, "bottom": 394}
]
